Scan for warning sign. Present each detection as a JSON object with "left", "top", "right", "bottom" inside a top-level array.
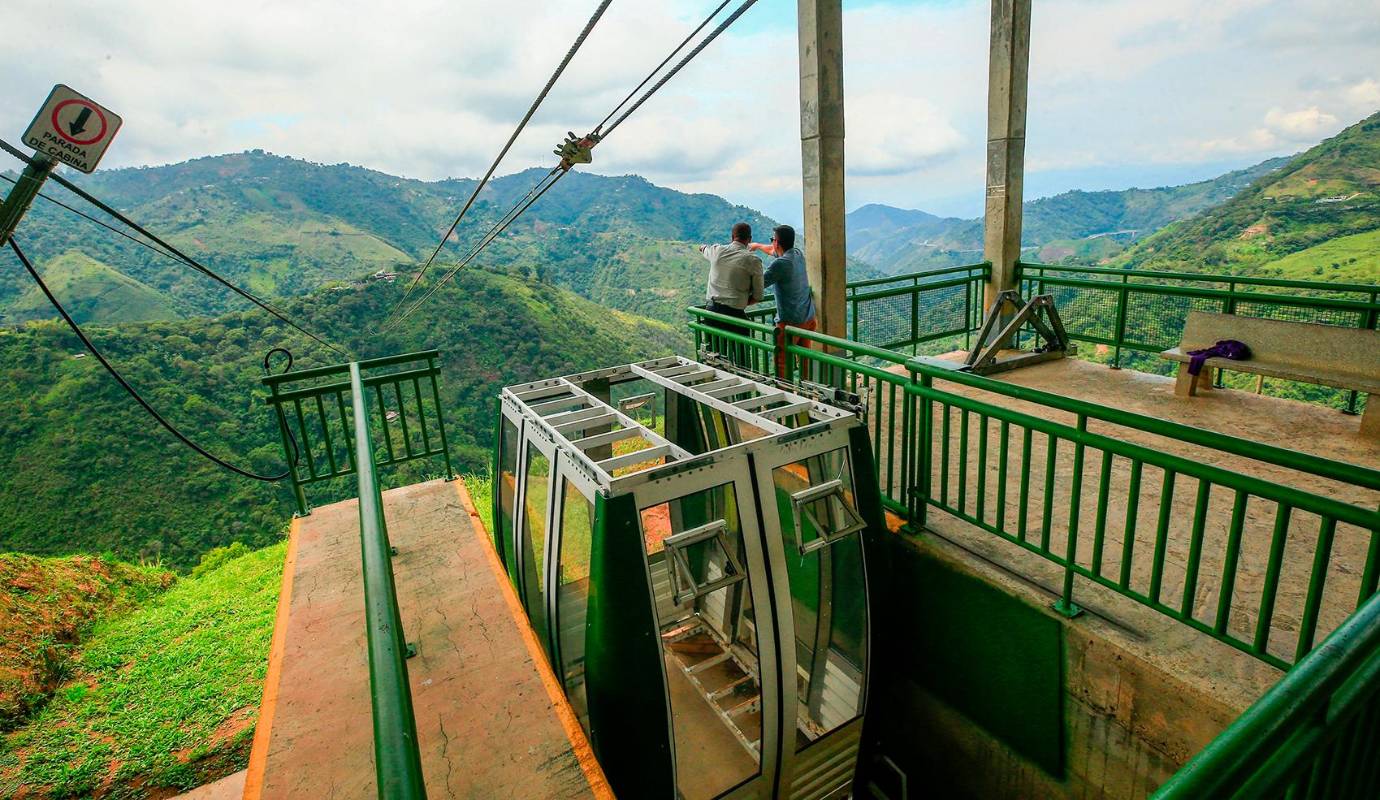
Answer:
[{"left": 21, "top": 85, "right": 123, "bottom": 174}]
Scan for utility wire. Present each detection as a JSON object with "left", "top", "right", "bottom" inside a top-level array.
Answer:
[
  {"left": 0, "top": 173, "right": 192, "bottom": 267},
  {"left": 384, "top": 0, "right": 614, "bottom": 328},
  {"left": 7, "top": 236, "right": 295, "bottom": 482},
  {"left": 381, "top": 0, "right": 759, "bottom": 329},
  {"left": 0, "top": 139, "right": 347, "bottom": 357}
]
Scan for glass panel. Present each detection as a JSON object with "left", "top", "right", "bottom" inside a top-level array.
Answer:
[
  {"left": 640, "top": 482, "right": 762, "bottom": 800},
  {"left": 520, "top": 443, "right": 551, "bottom": 652},
  {"left": 771, "top": 447, "right": 867, "bottom": 750},
  {"left": 498, "top": 417, "right": 519, "bottom": 571},
  {"left": 556, "top": 477, "right": 594, "bottom": 731}
]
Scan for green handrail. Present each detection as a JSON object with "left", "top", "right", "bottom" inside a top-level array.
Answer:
[
  {"left": 1153, "top": 591, "right": 1380, "bottom": 798},
  {"left": 351, "top": 362, "right": 428, "bottom": 799},
  {"left": 1018, "top": 260, "right": 1380, "bottom": 296},
  {"left": 263, "top": 351, "right": 455, "bottom": 515}
]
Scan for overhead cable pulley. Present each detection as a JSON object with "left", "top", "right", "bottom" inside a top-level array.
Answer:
[{"left": 554, "top": 131, "right": 600, "bottom": 170}]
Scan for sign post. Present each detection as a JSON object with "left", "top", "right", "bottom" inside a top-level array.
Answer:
[{"left": 1, "top": 85, "right": 122, "bottom": 247}]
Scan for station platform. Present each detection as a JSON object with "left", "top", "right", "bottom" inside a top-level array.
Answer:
[{"left": 240, "top": 479, "right": 611, "bottom": 799}]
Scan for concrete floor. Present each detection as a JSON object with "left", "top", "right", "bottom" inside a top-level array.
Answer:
[
  {"left": 242, "top": 479, "right": 610, "bottom": 800},
  {"left": 874, "top": 356, "right": 1380, "bottom": 696}
]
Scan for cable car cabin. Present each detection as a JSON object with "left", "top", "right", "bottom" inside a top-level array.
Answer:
[{"left": 493, "top": 356, "right": 887, "bottom": 800}]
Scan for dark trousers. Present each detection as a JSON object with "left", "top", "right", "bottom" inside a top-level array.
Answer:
[{"left": 704, "top": 301, "right": 751, "bottom": 365}]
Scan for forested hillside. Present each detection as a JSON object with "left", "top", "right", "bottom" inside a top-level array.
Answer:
[
  {"left": 846, "top": 156, "right": 1289, "bottom": 273},
  {"left": 1, "top": 153, "right": 778, "bottom": 327},
  {"left": 0, "top": 271, "right": 679, "bottom": 568},
  {"left": 1112, "top": 111, "right": 1380, "bottom": 279}
]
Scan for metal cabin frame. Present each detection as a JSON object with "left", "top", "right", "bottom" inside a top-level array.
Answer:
[{"left": 494, "top": 356, "right": 887, "bottom": 800}]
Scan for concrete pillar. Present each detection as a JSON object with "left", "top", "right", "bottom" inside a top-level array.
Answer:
[
  {"left": 982, "top": 0, "right": 1031, "bottom": 311},
  {"left": 798, "top": 0, "right": 847, "bottom": 340}
]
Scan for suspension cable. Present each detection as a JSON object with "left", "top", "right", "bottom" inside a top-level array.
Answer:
[
  {"left": 8, "top": 236, "right": 297, "bottom": 482},
  {"left": 599, "top": 0, "right": 758, "bottom": 140},
  {"left": 380, "top": 0, "right": 759, "bottom": 329},
  {"left": 385, "top": 167, "right": 565, "bottom": 330},
  {"left": 593, "top": 0, "right": 732, "bottom": 134},
  {"left": 0, "top": 139, "right": 347, "bottom": 357},
  {"left": 383, "top": 0, "right": 613, "bottom": 328}
]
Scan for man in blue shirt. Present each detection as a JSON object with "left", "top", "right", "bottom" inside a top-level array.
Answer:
[{"left": 752, "top": 225, "right": 816, "bottom": 378}]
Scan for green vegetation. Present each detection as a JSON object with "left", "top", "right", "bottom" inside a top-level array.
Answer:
[
  {"left": 0, "top": 541, "right": 285, "bottom": 798},
  {"left": 0, "top": 268, "right": 680, "bottom": 569},
  {"left": 1113, "top": 111, "right": 1380, "bottom": 276},
  {"left": 2, "top": 153, "right": 779, "bottom": 329},
  {"left": 0, "top": 554, "right": 172, "bottom": 728},
  {"left": 1259, "top": 228, "right": 1380, "bottom": 285},
  {"left": 9, "top": 251, "right": 180, "bottom": 325},
  {"left": 846, "top": 156, "right": 1289, "bottom": 273}
]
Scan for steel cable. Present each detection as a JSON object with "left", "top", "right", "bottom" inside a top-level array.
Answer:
[
  {"left": 384, "top": 0, "right": 614, "bottom": 328},
  {"left": 8, "top": 236, "right": 299, "bottom": 482},
  {"left": 0, "top": 139, "right": 347, "bottom": 357}
]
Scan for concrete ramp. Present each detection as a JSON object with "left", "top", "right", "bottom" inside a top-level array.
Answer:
[{"left": 243, "top": 479, "right": 611, "bottom": 799}]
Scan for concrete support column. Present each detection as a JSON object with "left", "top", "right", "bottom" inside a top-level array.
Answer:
[
  {"left": 982, "top": 0, "right": 1032, "bottom": 311},
  {"left": 798, "top": 0, "right": 847, "bottom": 340}
]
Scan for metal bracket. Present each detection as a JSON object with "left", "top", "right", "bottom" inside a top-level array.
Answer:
[
  {"left": 964, "top": 290, "right": 1075, "bottom": 375},
  {"left": 664, "top": 519, "right": 747, "bottom": 605},
  {"left": 791, "top": 479, "right": 866, "bottom": 555}
]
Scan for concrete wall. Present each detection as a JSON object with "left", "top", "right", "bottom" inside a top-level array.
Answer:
[{"left": 870, "top": 533, "right": 1265, "bottom": 799}]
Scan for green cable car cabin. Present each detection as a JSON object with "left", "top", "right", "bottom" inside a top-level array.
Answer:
[{"left": 493, "top": 356, "right": 888, "bottom": 800}]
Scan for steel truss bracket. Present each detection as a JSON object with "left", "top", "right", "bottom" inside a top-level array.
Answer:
[{"left": 963, "top": 290, "right": 1075, "bottom": 375}]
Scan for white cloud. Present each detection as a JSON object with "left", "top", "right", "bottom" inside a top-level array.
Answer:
[
  {"left": 1, "top": 0, "right": 1377, "bottom": 222},
  {"left": 1263, "top": 106, "right": 1339, "bottom": 139}
]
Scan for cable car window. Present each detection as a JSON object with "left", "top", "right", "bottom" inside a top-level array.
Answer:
[
  {"left": 640, "top": 483, "right": 763, "bottom": 800},
  {"left": 497, "top": 417, "right": 519, "bottom": 570},
  {"left": 789, "top": 479, "right": 866, "bottom": 555},
  {"left": 556, "top": 478, "right": 594, "bottom": 732},
  {"left": 771, "top": 448, "right": 867, "bottom": 750},
  {"left": 520, "top": 443, "right": 551, "bottom": 654}
]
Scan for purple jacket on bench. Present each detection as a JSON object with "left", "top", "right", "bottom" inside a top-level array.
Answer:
[{"left": 1187, "top": 339, "right": 1251, "bottom": 376}]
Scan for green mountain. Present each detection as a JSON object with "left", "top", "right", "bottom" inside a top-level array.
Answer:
[
  {"left": 2, "top": 153, "right": 779, "bottom": 326},
  {"left": 0, "top": 271, "right": 680, "bottom": 569},
  {"left": 1112, "top": 111, "right": 1380, "bottom": 277},
  {"left": 9, "top": 251, "right": 179, "bottom": 325},
  {"left": 847, "top": 156, "right": 1290, "bottom": 273}
]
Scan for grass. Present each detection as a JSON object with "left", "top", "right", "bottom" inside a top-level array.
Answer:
[
  {"left": 461, "top": 471, "right": 494, "bottom": 533},
  {"left": 0, "top": 541, "right": 286, "bottom": 799},
  {"left": 0, "top": 554, "right": 173, "bottom": 729},
  {"left": 1261, "top": 228, "right": 1380, "bottom": 285}
]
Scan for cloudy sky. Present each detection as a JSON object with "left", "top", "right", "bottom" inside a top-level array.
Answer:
[{"left": 2, "top": 0, "right": 1378, "bottom": 223}]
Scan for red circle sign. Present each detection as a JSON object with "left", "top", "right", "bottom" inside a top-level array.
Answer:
[{"left": 50, "top": 99, "right": 108, "bottom": 146}]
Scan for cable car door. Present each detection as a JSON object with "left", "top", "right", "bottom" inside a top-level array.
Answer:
[
  {"left": 751, "top": 425, "right": 870, "bottom": 799},
  {"left": 634, "top": 452, "right": 782, "bottom": 800},
  {"left": 512, "top": 422, "right": 559, "bottom": 657}
]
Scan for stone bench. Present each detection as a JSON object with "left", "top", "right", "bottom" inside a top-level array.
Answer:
[{"left": 1160, "top": 311, "right": 1380, "bottom": 438}]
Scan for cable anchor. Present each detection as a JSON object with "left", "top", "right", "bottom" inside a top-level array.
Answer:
[{"left": 554, "top": 131, "right": 600, "bottom": 171}]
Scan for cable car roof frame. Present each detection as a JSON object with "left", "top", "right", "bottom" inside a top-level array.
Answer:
[{"left": 500, "top": 356, "right": 856, "bottom": 496}]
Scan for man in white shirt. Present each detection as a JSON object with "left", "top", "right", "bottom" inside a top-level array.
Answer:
[{"left": 699, "top": 222, "right": 764, "bottom": 343}]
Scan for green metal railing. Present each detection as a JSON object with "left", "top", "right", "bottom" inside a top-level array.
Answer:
[
  {"left": 1018, "top": 261, "right": 1380, "bottom": 412},
  {"left": 686, "top": 263, "right": 1380, "bottom": 795},
  {"left": 686, "top": 305, "right": 1380, "bottom": 669},
  {"left": 1154, "top": 590, "right": 1380, "bottom": 799},
  {"left": 263, "top": 350, "right": 455, "bottom": 515},
  {"left": 350, "top": 362, "right": 428, "bottom": 799},
  {"left": 698, "top": 262, "right": 991, "bottom": 362}
]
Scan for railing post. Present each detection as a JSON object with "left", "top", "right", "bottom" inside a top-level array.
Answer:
[
  {"left": 427, "top": 355, "right": 456, "bottom": 481},
  {"left": 1055, "top": 415, "right": 1087, "bottom": 618},
  {"left": 270, "top": 383, "right": 310, "bottom": 517},
  {"left": 1111, "top": 274, "right": 1128, "bottom": 369},
  {"left": 915, "top": 372, "right": 933, "bottom": 528},
  {"left": 350, "top": 362, "right": 428, "bottom": 800}
]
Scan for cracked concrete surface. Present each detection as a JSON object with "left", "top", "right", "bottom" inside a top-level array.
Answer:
[{"left": 252, "top": 479, "right": 599, "bottom": 799}]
